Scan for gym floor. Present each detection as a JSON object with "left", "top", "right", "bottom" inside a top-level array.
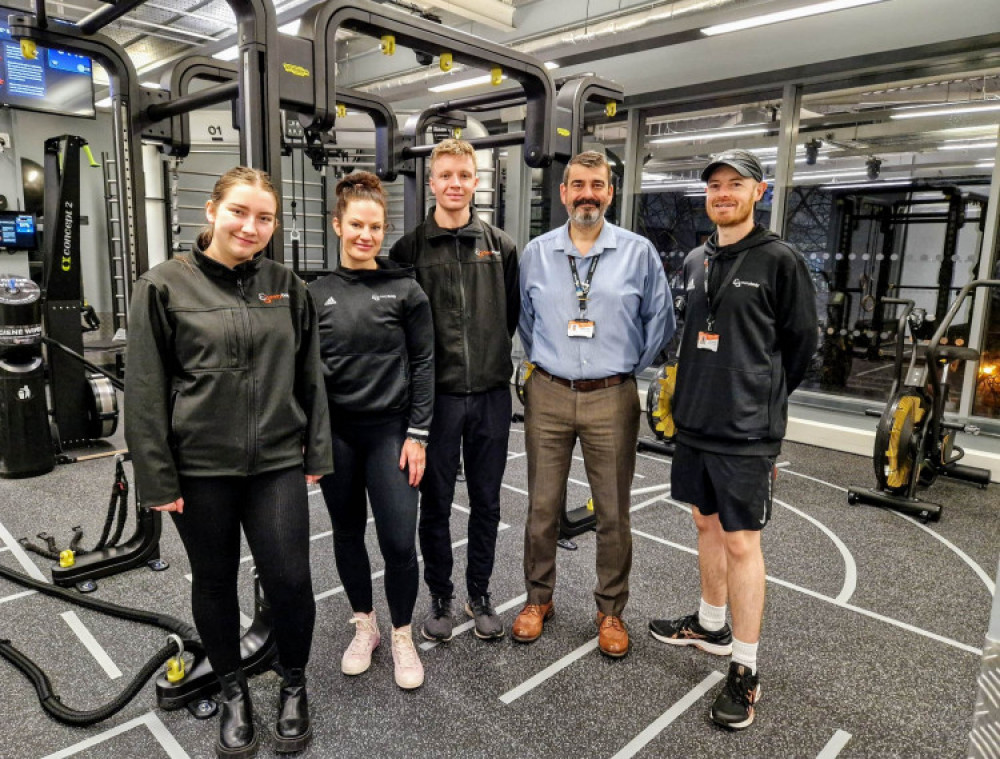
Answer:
[{"left": 1, "top": 398, "right": 997, "bottom": 759}]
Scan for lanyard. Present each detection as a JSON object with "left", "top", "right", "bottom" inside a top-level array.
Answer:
[
  {"left": 703, "top": 248, "right": 750, "bottom": 333},
  {"left": 568, "top": 254, "right": 601, "bottom": 318}
]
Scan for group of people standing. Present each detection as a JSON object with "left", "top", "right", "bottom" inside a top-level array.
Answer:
[{"left": 124, "top": 139, "right": 816, "bottom": 757}]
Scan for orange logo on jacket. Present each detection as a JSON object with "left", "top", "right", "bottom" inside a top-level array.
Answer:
[
  {"left": 258, "top": 292, "right": 289, "bottom": 304},
  {"left": 477, "top": 249, "right": 500, "bottom": 259}
]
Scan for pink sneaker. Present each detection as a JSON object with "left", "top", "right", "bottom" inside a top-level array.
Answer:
[
  {"left": 341, "top": 611, "right": 380, "bottom": 676},
  {"left": 391, "top": 625, "right": 424, "bottom": 689}
]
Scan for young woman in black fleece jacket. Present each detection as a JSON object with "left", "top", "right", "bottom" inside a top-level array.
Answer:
[
  {"left": 310, "top": 172, "right": 434, "bottom": 690},
  {"left": 126, "top": 167, "right": 334, "bottom": 758}
]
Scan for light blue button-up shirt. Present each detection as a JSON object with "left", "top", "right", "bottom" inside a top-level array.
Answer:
[{"left": 518, "top": 220, "right": 675, "bottom": 380}]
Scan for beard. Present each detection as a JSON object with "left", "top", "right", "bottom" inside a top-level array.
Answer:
[
  {"left": 706, "top": 198, "right": 755, "bottom": 228},
  {"left": 568, "top": 200, "right": 605, "bottom": 228}
]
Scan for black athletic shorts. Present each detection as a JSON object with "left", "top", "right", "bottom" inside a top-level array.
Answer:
[{"left": 670, "top": 441, "right": 776, "bottom": 532}]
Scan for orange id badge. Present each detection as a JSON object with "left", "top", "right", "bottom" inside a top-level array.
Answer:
[
  {"left": 697, "top": 331, "right": 720, "bottom": 352},
  {"left": 568, "top": 319, "right": 596, "bottom": 338}
]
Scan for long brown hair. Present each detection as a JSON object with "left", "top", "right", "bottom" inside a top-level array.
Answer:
[{"left": 197, "top": 167, "right": 281, "bottom": 249}]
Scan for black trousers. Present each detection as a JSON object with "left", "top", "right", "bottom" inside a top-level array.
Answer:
[
  {"left": 171, "top": 466, "right": 314, "bottom": 677},
  {"left": 419, "top": 387, "right": 511, "bottom": 600},
  {"left": 320, "top": 416, "right": 419, "bottom": 628}
]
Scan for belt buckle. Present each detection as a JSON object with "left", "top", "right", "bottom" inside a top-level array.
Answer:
[{"left": 568, "top": 378, "right": 578, "bottom": 391}]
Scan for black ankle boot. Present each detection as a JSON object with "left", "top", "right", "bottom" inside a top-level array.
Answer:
[
  {"left": 273, "top": 667, "right": 312, "bottom": 753},
  {"left": 216, "top": 671, "right": 258, "bottom": 758}
]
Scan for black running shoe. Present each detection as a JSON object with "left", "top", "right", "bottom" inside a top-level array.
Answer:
[
  {"left": 420, "top": 596, "right": 454, "bottom": 642},
  {"left": 648, "top": 613, "right": 733, "bottom": 655},
  {"left": 711, "top": 662, "right": 761, "bottom": 730},
  {"left": 465, "top": 595, "right": 504, "bottom": 640}
]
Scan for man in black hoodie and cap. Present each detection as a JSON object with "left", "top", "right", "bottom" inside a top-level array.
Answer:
[{"left": 648, "top": 149, "right": 817, "bottom": 730}]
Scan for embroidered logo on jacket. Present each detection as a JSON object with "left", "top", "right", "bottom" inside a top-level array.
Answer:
[
  {"left": 732, "top": 278, "right": 761, "bottom": 289},
  {"left": 324, "top": 296, "right": 337, "bottom": 306},
  {"left": 258, "top": 292, "right": 290, "bottom": 304},
  {"left": 371, "top": 294, "right": 397, "bottom": 301},
  {"left": 477, "top": 249, "right": 500, "bottom": 259}
]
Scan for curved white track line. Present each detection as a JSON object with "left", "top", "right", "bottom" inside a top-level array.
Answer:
[
  {"left": 887, "top": 510, "right": 995, "bottom": 596},
  {"left": 782, "top": 467, "right": 996, "bottom": 596},
  {"left": 774, "top": 498, "right": 858, "bottom": 604}
]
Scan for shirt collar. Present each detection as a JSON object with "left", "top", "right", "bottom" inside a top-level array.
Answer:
[{"left": 553, "top": 220, "right": 618, "bottom": 257}]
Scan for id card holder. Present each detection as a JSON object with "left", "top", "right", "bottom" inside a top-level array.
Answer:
[
  {"left": 568, "top": 319, "right": 596, "bottom": 338},
  {"left": 697, "top": 331, "right": 720, "bottom": 352}
]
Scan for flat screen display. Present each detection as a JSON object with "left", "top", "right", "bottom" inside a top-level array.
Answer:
[
  {"left": 0, "top": 212, "right": 36, "bottom": 249},
  {"left": 0, "top": 12, "right": 95, "bottom": 118}
]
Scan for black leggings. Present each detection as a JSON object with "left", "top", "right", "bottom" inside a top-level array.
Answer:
[
  {"left": 170, "top": 466, "right": 315, "bottom": 677},
  {"left": 320, "top": 416, "right": 419, "bottom": 628}
]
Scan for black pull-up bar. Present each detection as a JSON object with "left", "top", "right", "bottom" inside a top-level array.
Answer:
[{"left": 299, "top": 0, "right": 555, "bottom": 168}]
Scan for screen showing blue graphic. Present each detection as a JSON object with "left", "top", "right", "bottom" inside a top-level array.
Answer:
[
  {"left": 0, "top": 12, "right": 95, "bottom": 118},
  {"left": 0, "top": 212, "right": 36, "bottom": 250}
]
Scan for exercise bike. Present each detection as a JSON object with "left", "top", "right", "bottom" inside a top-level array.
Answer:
[{"left": 847, "top": 279, "right": 999, "bottom": 521}]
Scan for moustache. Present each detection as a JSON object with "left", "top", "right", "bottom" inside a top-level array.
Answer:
[{"left": 573, "top": 199, "right": 600, "bottom": 209}]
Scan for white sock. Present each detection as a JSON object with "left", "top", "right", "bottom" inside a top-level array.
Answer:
[
  {"left": 731, "top": 638, "right": 758, "bottom": 674},
  {"left": 698, "top": 598, "right": 727, "bottom": 632}
]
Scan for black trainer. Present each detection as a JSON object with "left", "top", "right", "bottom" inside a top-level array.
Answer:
[
  {"left": 648, "top": 613, "right": 733, "bottom": 655},
  {"left": 710, "top": 662, "right": 761, "bottom": 730},
  {"left": 421, "top": 596, "right": 454, "bottom": 642},
  {"left": 465, "top": 595, "right": 504, "bottom": 640}
]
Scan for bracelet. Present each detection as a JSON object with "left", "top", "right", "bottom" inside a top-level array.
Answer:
[{"left": 407, "top": 437, "right": 428, "bottom": 449}]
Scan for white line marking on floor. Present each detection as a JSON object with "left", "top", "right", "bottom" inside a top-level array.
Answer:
[
  {"left": 630, "top": 483, "right": 671, "bottom": 496},
  {"left": 40, "top": 711, "right": 190, "bottom": 759},
  {"left": 183, "top": 574, "right": 253, "bottom": 629},
  {"left": 630, "top": 493, "right": 672, "bottom": 514},
  {"left": 61, "top": 610, "right": 122, "bottom": 679},
  {"left": 507, "top": 451, "right": 527, "bottom": 460},
  {"left": 452, "top": 502, "right": 510, "bottom": 529},
  {"left": 499, "top": 638, "right": 600, "bottom": 704},
  {"left": 0, "top": 519, "right": 48, "bottom": 582},
  {"left": 315, "top": 526, "right": 507, "bottom": 603},
  {"left": 776, "top": 461, "right": 791, "bottom": 468},
  {"left": 0, "top": 545, "right": 9, "bottom": 553},
  {"left": 774, "top": 498, "right": 857, "bottom": 604},
  {"left": 817, "top": 729, "right": 853, "bottom": 758},
  {"left": 568, "top": 477, "right": 590, "bottom": 489},
  {"left": 633, "top": 529, "right": 982, "bottom": 656},
  {"left": 782, "top": 467, "right": 995, "bottom": 595},
  {"left": 608, "top": 671, "right": 725, "bottom": 759},
  {"left": 420, "top": 593, "right": 528, "bottom": 651},
  {"left": 888, "top": 511, "right": 995, "bottom": 595},
  {"left": 0, "top": 589, "right": 37, "bottom": 605},
  {"left": 502, "top": 483, "right": 529, "bottom": 496},
  {"left": 662, "top": 496, "right": 692, "bottom": 514}
]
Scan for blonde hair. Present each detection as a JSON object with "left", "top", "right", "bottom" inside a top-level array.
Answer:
[
  {"left": 333, "top": 171, "right": 388, "bottom": 224},
  {"left": 197, "top": 167, "right": 280, "bottom": 249},
  {"left": 429, "top": 138, "right": 477, "bottom": 175}
]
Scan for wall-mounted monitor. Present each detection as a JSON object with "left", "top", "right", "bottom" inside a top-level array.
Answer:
[
  {"left": 0, "top": 211, "right": 36, "bottom": 249},
  {"left": 0, "top": 12, "right": 95, "bottom": 118}
]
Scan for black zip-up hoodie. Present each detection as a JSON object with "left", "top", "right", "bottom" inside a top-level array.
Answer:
[
  {"left": 389, "top": 207, "right": 518, "bottom": 394},
  {"left": 125, "top": 246, "right": 334, "bottom": 506},
  {"left": 673, "top": 225, "right": 818, "bottom": 455},
  {"left": 309, "top": 258, "right": 434, "bottom": 440}
]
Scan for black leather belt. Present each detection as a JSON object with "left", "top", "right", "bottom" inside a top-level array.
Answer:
[{"left": 534, "top": 367, "right": 632, "bottom": 392}]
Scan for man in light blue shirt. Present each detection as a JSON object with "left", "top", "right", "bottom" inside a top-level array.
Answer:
[{"left": 513, "top": 150, "right": 674, "bottom": 658}]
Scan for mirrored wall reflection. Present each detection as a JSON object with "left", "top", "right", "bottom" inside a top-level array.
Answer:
[
  {"left": 785, "top": 76, "right": 999, "bottom": 413},
  {"left": 974, "top": 223, "right": 1000, "bottom": 420}
]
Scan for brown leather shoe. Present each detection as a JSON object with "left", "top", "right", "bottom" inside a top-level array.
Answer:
[
  {"left": 512, "top": 602, "right": 554, "bottom": 643},
  {"left": 597, "top": 612, "right": 630, "bottom": 658}
]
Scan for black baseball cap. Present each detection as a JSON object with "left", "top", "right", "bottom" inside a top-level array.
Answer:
[{"left": 701, "top": 149, "right": 764, "bottom": 182}]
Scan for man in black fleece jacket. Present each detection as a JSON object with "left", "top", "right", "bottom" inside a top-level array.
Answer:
[{"left": 649, "top": 150, "right": 818, "bottom": 730}]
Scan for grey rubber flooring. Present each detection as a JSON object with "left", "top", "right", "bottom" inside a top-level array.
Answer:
[{"left": 0, "top": 407, "right": 998, "bottom": 759}]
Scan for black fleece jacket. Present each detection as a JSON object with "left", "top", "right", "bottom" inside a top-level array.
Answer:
[
  {"left": 389, "top": 207, "right": 518, "bottom": 394},
  {"left": 309, "top": 258, "right": 434, "bottom": 439},
  {"left": 124, "top": 247, "right": 334, "bottom": 506},
  {"left": 673, "top": 225, "right": 818, "bottom": 455}
]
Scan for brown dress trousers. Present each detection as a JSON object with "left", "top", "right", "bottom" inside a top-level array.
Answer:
[{"left": 523, "top": 371, "right": 640, "bottom": 616}]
